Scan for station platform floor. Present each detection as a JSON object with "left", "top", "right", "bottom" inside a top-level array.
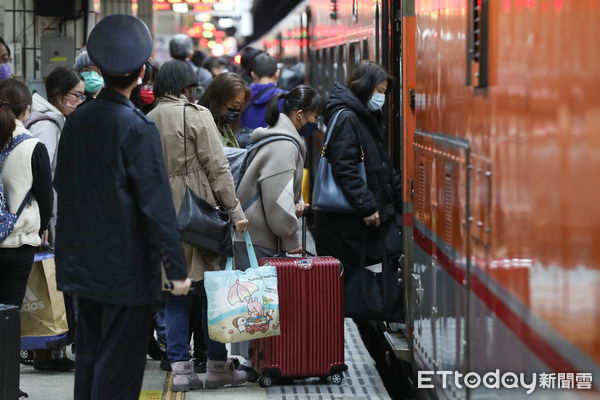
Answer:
[
  {"left": 19, "top": 318, "right": 390, "bottom": 400},
  {"left": 19, "top": 223, "right": 390, "bottom": 399}
]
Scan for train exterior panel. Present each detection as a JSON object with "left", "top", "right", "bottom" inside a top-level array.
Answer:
[
  {"left": 414, "top": 0, "right": 600, "bottom": 397},
  {"left": 253, "top": 0, "right": 599, "bottom": 397}
]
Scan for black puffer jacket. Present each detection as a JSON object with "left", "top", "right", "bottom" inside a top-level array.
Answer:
[{"left": 315, "top": 82, "right": 401, "bottom": 266}]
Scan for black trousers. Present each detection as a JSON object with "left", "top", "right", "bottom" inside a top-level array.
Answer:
[
  {"left": 0, "top": 245, "right": 35, "bottom": 306},
  {"left": 74, "top": 297, "right": 152, "bottom": 400}
]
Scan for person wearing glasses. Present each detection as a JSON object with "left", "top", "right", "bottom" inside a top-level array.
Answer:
[{"left": 23, "top": 66, "right": 84, "bottom": 372}]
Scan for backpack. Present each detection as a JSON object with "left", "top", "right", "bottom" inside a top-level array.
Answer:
[
  {"left": 236, "top": 135, "right": 299, "bottom": 211},
  {"left": 0, "top": 134, "right": 34, "bottom": 242}
]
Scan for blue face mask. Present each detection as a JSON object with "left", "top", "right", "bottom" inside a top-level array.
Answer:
[
  {"left": 367, "top": 92, "right": 385, "bottom": 111},
  {"left": 81, "top": 71, "right": 104, "bottom": 93},
  {"left": 0, "top": 63, "right": 11, "bottom": 81},
  {"left": 299, "top": 121, "right": 318, "bottom": 138}
]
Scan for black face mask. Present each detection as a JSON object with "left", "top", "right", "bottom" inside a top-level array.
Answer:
[
  {"left": 222, "top": 108, "right": 241, "bottom": 124},
  {"left": 299, "top": 121, "right": 319, "bottom": 137}
]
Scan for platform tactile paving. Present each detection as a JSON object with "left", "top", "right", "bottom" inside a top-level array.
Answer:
[{"left": 263, "top": 318, "right": 391, "bottom": 399}]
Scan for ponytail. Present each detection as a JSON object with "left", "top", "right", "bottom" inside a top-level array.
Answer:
[
  {"left": 0, "top": 78, "right": 32, "bottom": 149},
  {"left": 265, "top": 92, "right": 286, "bottom": 127},
  {"left": 0, "top": 101, "right": 16, "bottom": 149},
  {"left": 266, "top": 85, "right": 324, "bottom": 128}
]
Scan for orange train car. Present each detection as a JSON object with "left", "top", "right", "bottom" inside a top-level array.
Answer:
[
  {"left": 412, "top": 0, "right": 599, "bottom": 398},
  {"left": 253, "top": 0, "right": 599, "bottom": 398}
]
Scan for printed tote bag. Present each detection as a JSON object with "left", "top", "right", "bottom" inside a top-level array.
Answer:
[{"left": 204, "top": 232, "right": 280, "bottom": 343}]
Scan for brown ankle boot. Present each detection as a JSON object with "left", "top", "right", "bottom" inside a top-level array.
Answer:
[
  {"left": 205, "top": 359, "right": 248, "bottom": 389},
  {"left": 171, "top": 360, "right": 203, "bottom": 392}
]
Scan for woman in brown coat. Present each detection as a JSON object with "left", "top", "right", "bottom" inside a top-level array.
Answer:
[{"left": 148, "top": 60, "right": 249, "bottom": 391}]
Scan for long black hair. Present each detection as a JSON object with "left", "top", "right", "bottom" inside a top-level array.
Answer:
[
  {"left": 346, "top": 61, "right": 393, "bottom": 105},
  {"left": 45, "top": 67, "right": 83, "bottom": 108},
  {"left": 153, "top": 60, "right": 197, "bottom": 99},
  {"left": 265, "top": 85, "right": 324, "bottom": 127},
  {"left": 0, "top": 78, "right": 31, "bottom": 148}
]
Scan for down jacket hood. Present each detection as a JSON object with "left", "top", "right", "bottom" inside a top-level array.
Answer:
[
  {"left": 249, "top": 113, "right": 306, "bottom": 159},
  {"left": 28, "top": 93, "right": 65, "bottom": 130},
  {"left": 324, "top": 82, "right": 373, "bottom": 124},
  {"left": 249, "top": 83, "right": 282, "bottom": 106}
]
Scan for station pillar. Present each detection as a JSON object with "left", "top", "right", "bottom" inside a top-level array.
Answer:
[
  {"left": 137, "top": 0, "right": 154, "bottom": 34},
  {"left": 101, "top": 0, "right": 132, "bottom": 18}
]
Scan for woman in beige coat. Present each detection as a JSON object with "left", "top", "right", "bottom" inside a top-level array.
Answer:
[{"left": 148, "top": 60, "right": 249, "bottom": 391}]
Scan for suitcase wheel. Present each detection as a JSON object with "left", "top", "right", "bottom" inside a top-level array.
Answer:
[
  {"left": 259, "top": 375, "right": 273, "bottom": 387},
  {"left": 330, "top": 372, "right": 343, "bottom": 385},
  {"left": 20, "top": 350, "right": 33, "bottom": 365}
]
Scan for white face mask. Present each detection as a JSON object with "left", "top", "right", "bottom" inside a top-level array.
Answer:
[{"left": 367, "top": 92, "right": 386, "bottom": 111}]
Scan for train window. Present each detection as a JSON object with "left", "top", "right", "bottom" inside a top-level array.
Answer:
[
  {"left": 467, "top": 0, "right": 489, "bottom": 88},
  {"left": 337, "top": 44, "right": 346, "bottom": 82},
  {"left": 309, "top": 48, "right": 318, "bottom": 87},
  {"left": 374, "top": 3, "right": 380, "bottom": 62},
  {"left": 328, "top": 46, "right": 336, "bottom": 91},
  {"left": 316, "top": 49, "right": 324, "bottom": 94},
  {"left": 362, "top": 38, "right": 370, "bottom": 60},
  {"left": 324, "top": 50, "right": 329, "bottom": 94},
  {"left": 349, "top": 42, "right": 361, "bottom": 71}
]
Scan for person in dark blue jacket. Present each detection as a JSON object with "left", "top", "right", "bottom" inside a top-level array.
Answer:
[
  {"left": 240, "top": 53, "right": 284, "bottom": 131},
  {"left": 53, "top": 15, "right": 191, "bottom": 400}
]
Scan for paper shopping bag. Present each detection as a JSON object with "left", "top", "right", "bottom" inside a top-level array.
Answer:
[
  {"left": 205, "top": 232, "right": 280, "bottom": 344},
  {"left": 20, "top": 253, "right": 69, "bottom": 337}
]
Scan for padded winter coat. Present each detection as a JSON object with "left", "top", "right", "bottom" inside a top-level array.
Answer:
[{"left": 315, "top": 82, "right": 402, "bottom": 267}]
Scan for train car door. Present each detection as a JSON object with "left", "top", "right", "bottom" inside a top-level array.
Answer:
[{"left": 399, "top": 0, "right": 416, "bottom": 345}]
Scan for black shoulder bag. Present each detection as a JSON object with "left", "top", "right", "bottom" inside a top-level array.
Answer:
[
  {"left": 176, "top": 104, "right": 233, "bottom": 257},
  {"left": 343, "top": 231, "right": 404, "bottom": 322}
]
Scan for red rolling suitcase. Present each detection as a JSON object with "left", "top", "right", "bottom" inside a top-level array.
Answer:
[{"left": 251, "top": 215, "right": 347, "bottom": 387}]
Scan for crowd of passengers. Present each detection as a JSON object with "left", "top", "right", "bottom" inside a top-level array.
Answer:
[{"left": 0, "top": 16, "right": 401, "bottom": 399}]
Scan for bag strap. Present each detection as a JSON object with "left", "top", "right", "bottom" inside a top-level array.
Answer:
[
  {"left": 245, "top": 135, "right": 299, "bottom": 168},
  {"left": 0, "top": 133, "right": 32, "bottom": 165},
  {"left": 14, "top": 190, "right": 33, "bottom": 217},
  {"left": 321, "top": 109, "right": 364, "bottom": 161},
  {"left": 250, "top": 85, "right": 274, "bottom": 103},
  {"left": 182, "top": 104, "right": 191, "bottom": 187},
  {"left": 225, "top": 231, "right": 259, "bottom": 270},
  {"left": 239, "top": 135, "right": 299, "bottom": 210},
  {"left": 1, "top": 134, "right": 34, "bottom": 217}
]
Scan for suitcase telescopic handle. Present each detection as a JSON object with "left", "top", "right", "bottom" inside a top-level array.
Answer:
[{"left": 302, "top": 207, "right": 307, "bottom": 257}]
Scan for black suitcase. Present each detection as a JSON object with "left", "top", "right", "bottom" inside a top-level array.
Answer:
[{"left": 0, "top": 304, "right": 20, "bottom": 400}]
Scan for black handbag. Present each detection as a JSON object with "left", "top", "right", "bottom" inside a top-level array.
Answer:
[
  {"left": 312, "top": 109, "right": 367, "bottom": 213},
  {"left": 343, "top": 232, "right": 404, "bottom": 322},
  {"left": 176, "top": 104, "right": 233, "bottom": 257}
]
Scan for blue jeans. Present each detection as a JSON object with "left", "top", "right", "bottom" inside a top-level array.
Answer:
[
  {"left": 155, "top": 307, "right": 167, "bottom": 346},
  {"left": 165, "top": 280, "right": 227, "bottom": 362}
]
